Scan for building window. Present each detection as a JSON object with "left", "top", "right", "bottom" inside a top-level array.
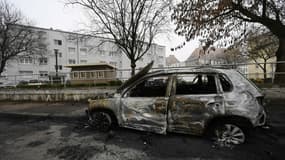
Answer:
[
  {"left": 80, "top": 72, "right": 85, "bottom": 78},
  {"left": 68, "top": 47, "right": 76, "bottom": 54},
  {"left": 58, "top": 52, "right": 62, "bottom": 57},
  {"left": 55, "top": 65, "right": 63, "bottom": 70},
  {"left": 86, "top": 72, "right": 91, "bottom": 79},
  {"left": 39, "top": 57, "right": 48, "bottom": 65},
  {"left": 80, "top": 48, "right": 87, "bottom": 55},
  {"left": 109, "top": 51, "right": 117, "bottom": 57},
  {"left": 19, "top": 57, "right": 33, "bottom": 64},
  {"left": 19, "top": 70, "right": 33, "bottom": 78},
  {"left": 54, "top": 39, "right": 62, "bottom": 45},
  {"left": 73, "top": 72, "right": 79, "bottom": 79},
  {"left": 39, "top": 71, "right": 48, "bottom": 77},
  {"left": 80, "top": 60, "right": 87, "bottom": 64},
  {"left": 97, "top": 71, "right": 104, "bottom": 79},
  {"left": 110, "top": 61, "right": 117, "bottom": 67},
  {"left": 69, "top": 59, "right": 76, "bottom": 64},
  {"left": 100, "top": 61, "right": 106, "bottom": 63},
  {"left": 99, "top": 50, "right": 105, "bottom": 56}
]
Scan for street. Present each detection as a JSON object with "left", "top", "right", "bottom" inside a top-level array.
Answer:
[{"left": 0, "top": 100, "right": 284, "bottom": 160}]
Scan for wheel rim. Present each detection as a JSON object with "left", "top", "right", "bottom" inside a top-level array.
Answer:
[
  {"left": 214, "top": 124, "right": 245, "bottom": 145},
  {"left": 91, "top": 112, "right": 112, "bottom": 132}
]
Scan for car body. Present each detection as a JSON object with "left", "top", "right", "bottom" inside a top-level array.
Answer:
[{"left": 86, "top": 62, "right": 267, "bottom": 144}]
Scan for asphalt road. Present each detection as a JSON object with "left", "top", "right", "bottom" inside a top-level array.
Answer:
[{"left": 0, "top": 100, "right": 284, "bottom": 160}]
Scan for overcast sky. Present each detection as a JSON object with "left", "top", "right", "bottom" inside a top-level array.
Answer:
[{"left": 9, "top": 0, "right": 199, "bottom": 62}]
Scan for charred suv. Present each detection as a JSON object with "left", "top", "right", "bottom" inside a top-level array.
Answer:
[{"left": 86, "top": 62, "right": 267, "bottom": 145}]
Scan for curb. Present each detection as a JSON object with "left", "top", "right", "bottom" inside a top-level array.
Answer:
[{"left": 0, "top": 111, "right": 87, "bottom": 122}]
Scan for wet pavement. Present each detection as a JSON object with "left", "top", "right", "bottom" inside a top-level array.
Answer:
[
  {"left": 0, "top": 99, "right": 284, "bottom": 160},
  {"left": 0, "top": 102, "right": 86, "bottom": 121}
]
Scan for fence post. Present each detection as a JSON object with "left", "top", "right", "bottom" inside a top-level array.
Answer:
[
  {"left": 14, "top": 75, "right": 17, "bottom": 85},
  {"left": 271, "top": 63, "right": 274, "bottom": 84}
]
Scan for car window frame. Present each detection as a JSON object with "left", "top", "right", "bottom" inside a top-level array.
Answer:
[
  {"left": 122, "top": 74, "right": 174, "bottom": 98},
  {"left": 174, "top": 73, "right": 221, "bottom": 95},
  {"left": 217, "top": 73, "right": 234, "bottom": 93}
]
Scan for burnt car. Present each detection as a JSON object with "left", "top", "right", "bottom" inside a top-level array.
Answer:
[{"left": 86, "top": 62, "right": 266, "bottom": 145}]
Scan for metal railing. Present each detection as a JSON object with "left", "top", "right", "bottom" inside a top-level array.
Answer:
[{"left": 0, "top": 61, "right": 284, "bottom": 88}]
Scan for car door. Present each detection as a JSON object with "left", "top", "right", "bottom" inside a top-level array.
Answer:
[
  {"left": 120, "top": 75, "right": 173, "bottom": 134},
  {"left": 167, "top": 73, "right": 225, "bottom": 135}
]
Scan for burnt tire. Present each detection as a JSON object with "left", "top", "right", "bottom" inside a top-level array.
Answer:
[
  {"left": 210, "top": 122, "right": 246, "bottom": 145},
  {"left": 90, "top": 111, "right": 113, "bottom": 132}
]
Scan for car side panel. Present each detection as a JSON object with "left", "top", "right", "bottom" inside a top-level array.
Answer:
[
  {"left": 120, "top": 97, "right": 168, "bottom": 134},
  {"left": 168, "top": 95, "right": 225, "bottom": 135}
]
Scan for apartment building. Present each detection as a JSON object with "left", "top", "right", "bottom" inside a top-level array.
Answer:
[{"left": 1, "top": 26, "right": 166, "bottom": 83}]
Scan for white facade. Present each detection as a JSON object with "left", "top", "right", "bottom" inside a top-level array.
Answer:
[{"left": 1, "top": 26, "right": 166, "bottom": 83}]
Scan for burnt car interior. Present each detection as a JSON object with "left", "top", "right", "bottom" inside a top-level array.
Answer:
[
  {"left": 129, "top": 76, "right": 168, "bottom": 97},
  {"left": 218, "top": 74, "right": 232, "bottom": 92},
  {"left": 128, "top": 74, "right": 220, "bottom": 97},
  {"left": 176, "top": 74, "right": 217, "bottom": 94}
]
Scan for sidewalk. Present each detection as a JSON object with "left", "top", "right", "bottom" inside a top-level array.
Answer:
[{"left": 0, "top": 102, "right": 87, "bottom": 121}]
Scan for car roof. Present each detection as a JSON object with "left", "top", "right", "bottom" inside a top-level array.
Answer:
[
  {"left": 147, "top": 67, "right": 232, "bottom": 77},
  {"left": 118, "top": 65, "right": 236, "bottom": 93}
]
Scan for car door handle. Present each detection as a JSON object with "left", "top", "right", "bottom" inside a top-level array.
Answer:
[{"left": 207, "top": 102, "right": 221, "bottom": 107}]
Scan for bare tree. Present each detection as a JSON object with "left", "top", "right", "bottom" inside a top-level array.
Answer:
[
  {"left": 67, "top": 0, "right": 171, "bottom": 75},
  {"left": 172, "top": 0, "right": 285, "bottom": 83},
  {"left": 224, "top": 47, "right": 246, "bottom": 65},
  {"left": 246, "top": 32, "right": 277, "bottom": 79},
  {"left": 225, "top": 31, "right": 277, "bottom": 79},
  {"left": 0, "top": 0, "right": 46, "bottom": 76}
]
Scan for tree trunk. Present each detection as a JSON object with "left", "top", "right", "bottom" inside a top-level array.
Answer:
[
  {"left": 0, "top": 60, "right": 5, "bottom": 76},
  {"left": 274, "top": 37, "right": 285, "bottom": 84},
  {"left": 131, "top": 61, "right": 136, "bottom": 76},
  {"left": 263, "top": 61, "right": 267, "bottom": 80}
]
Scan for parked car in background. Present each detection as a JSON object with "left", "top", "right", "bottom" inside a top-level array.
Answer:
[
  {"left": 86, "top": 62, "right": 267, "bottom": 145},
  {"left": 0, "top": 81, "right": 17, "bottom": 88}
]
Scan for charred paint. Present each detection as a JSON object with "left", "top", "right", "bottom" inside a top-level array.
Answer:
[
  {"left": 86, "top": 67, "right": 266, "bottom": 137},
  {"left": 120, "top": 97, "right": 167, "bottom": 134},
  {"left": 167, "top": 96, "right": 220, "bottom": 135},
  {"left": 89, "top": 99, "right": 109, "bottom": 109}
]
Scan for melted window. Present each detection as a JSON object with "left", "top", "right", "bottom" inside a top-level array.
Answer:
[
  {"left": 129, "top": 76, "right": 169, "bottom": 97},
  {"left": 176, "top": 74, "right": 217, "bottom": 95},
  {"left": 219, "top": 74, "right": 232, "bottom": 92}
]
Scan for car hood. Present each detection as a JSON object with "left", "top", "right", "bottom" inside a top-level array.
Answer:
[{"left": 117, "top": 61, "right": 154, "bottom": 93}]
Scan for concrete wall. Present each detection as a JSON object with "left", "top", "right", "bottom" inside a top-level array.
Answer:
[
  {"left": 0, "top": 87, "right": 284, "bottom": 102},
  {"left": 0, "top": 88, "right": 117, "bottom": 102}
]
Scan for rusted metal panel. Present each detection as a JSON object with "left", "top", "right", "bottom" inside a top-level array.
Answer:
[
  {"left": 168, "top": 95, "right": 224, "bottom": 135},
  {"left": 120, "top": 97, "right": 168, "bottom": 134},
  {"left": 87, "top": 67, "right": 267, "bottom": 137}
]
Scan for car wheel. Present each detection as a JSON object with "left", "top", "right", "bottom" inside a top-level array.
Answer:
[
  {"left": 212, "top": 123, "right": 246, "bottom": 145},
  {"left": 90, "top": 111, "right": 113, "bottom": 132}
]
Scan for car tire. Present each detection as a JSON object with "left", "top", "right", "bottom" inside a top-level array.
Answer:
[
  {"left": 90, "top": 111, "right": 113, "bottom": 132},
  {"left": 210, "top": 122, "right": 246, "bottom": 145}
]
